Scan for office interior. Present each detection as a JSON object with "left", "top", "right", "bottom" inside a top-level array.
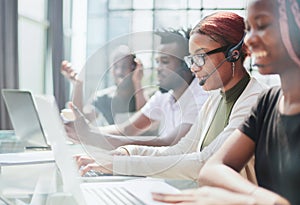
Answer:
[
  {"left": 0, "top": 0, "right": 282, "bottom": 130},
  {"left": 0, "top": 0, "right": 282, "bottom": 204}
]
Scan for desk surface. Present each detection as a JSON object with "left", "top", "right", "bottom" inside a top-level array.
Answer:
[{"left": 0, "top": 139, "right": 198, "bottom": 205}]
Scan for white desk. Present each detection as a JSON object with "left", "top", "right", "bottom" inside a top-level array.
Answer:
[
  {"left": 0, "top": 163, "right": 57, "bottom": 204},
  {"left": 0, "top": 142, "right": 198, "bottom": 205}
]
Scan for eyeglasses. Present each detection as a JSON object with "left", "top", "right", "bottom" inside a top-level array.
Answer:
[{"left": 184, "top": 45, "right": 229, "bottom": 68}]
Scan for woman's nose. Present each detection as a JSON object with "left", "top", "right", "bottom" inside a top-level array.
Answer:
[{"left": 244, "top": 30, "right": 259, "bottom": 50}]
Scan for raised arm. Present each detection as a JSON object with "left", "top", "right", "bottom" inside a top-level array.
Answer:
[
  {"left": 131, "top": 58, "right": 147, "bottom": 110},
  {"left": 61, "top": 60, "right": 84, "bottom": 111}
]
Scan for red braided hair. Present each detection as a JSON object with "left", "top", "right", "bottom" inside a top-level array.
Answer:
[{"left": 191, "top": 11, "right": 250, "bottom": 61}]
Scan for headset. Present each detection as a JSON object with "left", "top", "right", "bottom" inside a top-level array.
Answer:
[
  {"left": 199, "top": 33, "right": 246, "bottom": 86},
  {"left": 225, "top": 32, "right": 246, "bottom": 62}
]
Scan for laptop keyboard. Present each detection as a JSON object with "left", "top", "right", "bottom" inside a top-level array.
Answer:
[
  {"left": 83, "top": 170, "right": 112, "bottom": 177},
  {"left": 83, "top": 186, "right": 146, "bottom": 205}
]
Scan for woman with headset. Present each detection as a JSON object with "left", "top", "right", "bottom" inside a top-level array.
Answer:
[
  {"left": 153, "top": 0, "right": 299, "bottom": 204},
  {"left": 76, "top": 11, "right": 267, "bottom": 181}
]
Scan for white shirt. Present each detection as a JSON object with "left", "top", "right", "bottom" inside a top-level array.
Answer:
[{"left": 141, "top": 78, "right": 208, "bottom": 136}]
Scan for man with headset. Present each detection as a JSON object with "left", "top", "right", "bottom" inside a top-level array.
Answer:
[{"left": 65, "top": 28, "right": 208, "bottom": 147}]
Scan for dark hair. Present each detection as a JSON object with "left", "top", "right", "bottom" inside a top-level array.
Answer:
[
  {"left": 155, "top": 28, "right": 191, "bottom": 70},
  {"left": 156, "top": 28, "right": 191, "bottom": 43},
  {"left": 156, "top": 28, "right": 190, "bottom": 56}
]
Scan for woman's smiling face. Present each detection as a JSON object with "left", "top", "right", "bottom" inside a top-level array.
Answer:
[{"left": 245, "top": 0, "right": 292, "bottom": 75}]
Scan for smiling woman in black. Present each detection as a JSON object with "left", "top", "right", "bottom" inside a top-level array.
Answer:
[{"left": 240, "top": 86, "right": 300, "bottom": 204}]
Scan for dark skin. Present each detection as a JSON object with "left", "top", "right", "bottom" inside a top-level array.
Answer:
[
  {"left": 65, "top": 42, "right": 197, "bottom": 176},
  {"left": 153, "top": 0, "right": 298, "bottom": 204},
  {"left": 189, "top": 33, "right": 247, "bottom": 92}
]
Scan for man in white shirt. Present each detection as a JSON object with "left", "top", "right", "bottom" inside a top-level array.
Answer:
[
  {"left": 75, "top": 12, "right": 268, "bottom": 182},
  {"left": 140, "top": 78, "right": 202, "bottom": 138},
  {"left": 65, "top": 28, "right": 208, "bottom": 148}
]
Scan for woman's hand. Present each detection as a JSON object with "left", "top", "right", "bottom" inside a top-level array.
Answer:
[
  {"left": 75, "top": 155, "right": 113, "bottom": 176},
  {"left": 109, "top": 147, "right": 130, "bottom": 156}
]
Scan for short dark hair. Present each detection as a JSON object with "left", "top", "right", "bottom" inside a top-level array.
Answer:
[
  {"left": 155, "top": 28, "right": 191, "bottom": 70},
  {"left": 155, "top": 28, "right": 191, "bottom": 44}
]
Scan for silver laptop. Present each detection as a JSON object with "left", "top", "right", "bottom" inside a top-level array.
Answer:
[
  {"left": 34, "top": 95, "right": 179, "bottom": 205},
  {"left": 1, "top": 89, "right": 50, "bottom": 149}
]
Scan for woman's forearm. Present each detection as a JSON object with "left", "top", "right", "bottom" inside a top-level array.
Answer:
[{"left": 199, "top": 163, "right": 257, "bottom": 194}]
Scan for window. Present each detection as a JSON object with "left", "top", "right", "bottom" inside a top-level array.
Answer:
[
  {"left": 83, "top": 0, "right": 279, "bottom": 99},
  {"left": 18, "top": 0, "right": 49, "bottom": 94},
  {"left": 17, "top": 0, "right": 280, "bottom": 100}
]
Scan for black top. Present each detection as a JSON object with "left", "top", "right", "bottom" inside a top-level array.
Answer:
[
  {"left": 239, "top": 86, "right": 300, "bottom": 205},
  {"left": 93, "top": 93, "right": 136, "bottom": 125}
]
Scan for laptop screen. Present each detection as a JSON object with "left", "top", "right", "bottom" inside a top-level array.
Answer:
[{"left": 1, "top": 89, "right": 48, "bottom": 147}]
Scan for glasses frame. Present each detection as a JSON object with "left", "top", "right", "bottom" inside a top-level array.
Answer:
[{"left": 184, "top": 45, "right": 229, "bottom": 68}]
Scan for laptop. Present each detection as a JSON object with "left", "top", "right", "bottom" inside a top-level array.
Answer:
[
  {"left": 34, "top": 95, "right": 179, "bottom": 205},
  {"left": 1, "top": 89, "right": 50, "bottom": 149}
]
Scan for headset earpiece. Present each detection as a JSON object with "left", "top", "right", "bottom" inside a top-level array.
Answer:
[
  {"left": 225, "top": 33, "right": 246, "bottom": 62},
  {"left": 226, "top": 48, "right": 240, "bottom": 62}
]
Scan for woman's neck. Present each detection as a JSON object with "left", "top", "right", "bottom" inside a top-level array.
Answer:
[
  {"left": 279, "top": 68, "right": 300, "bottom": 114},
  {"left": 221, "top": 65, "right": 248, "bottom": 92}
]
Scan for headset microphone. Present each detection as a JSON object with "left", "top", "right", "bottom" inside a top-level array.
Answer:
[{"left": 198, "top": 57, "right": 231, "bottom": 86}]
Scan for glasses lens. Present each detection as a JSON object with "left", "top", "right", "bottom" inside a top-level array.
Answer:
[
  {"left": 184, "top": 54, "right": 205, "bottom": 68},
  {"left": 184, "top": 46, "right": 228, "bottom": 68},
  {"left": 184, "top": 56, "right": 193, "bottom": 68},
  {"left": 194, "top": 55, "right": 205, "bottom": 67}
]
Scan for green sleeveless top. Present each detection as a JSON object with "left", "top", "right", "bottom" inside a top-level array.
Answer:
[{"left": 200, "top": 74, "right": 250, "bottom": 150}]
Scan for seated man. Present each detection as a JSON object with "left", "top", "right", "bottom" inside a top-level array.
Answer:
[{"left": 65, "top": 28, "right": 208, "bottom": 148}]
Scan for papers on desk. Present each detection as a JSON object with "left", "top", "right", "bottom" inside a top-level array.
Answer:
[{"left": 0, "top": 151, "right": 54, "bottom": 166}]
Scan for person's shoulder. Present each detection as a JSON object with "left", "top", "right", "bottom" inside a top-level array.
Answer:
[
  {"left": 247, "top": 77, "right": 269, "bottom": 92},
  {"left": 259, "top": 86, "right": 281, "bottom": 101},
  {"left": 249, "top": 86, "right": 281, "bottom": 112},
  {"left": 235, "top": 76, "right": 269, "bottom": 105},
  {"left": 151, "top": 90, "right": 172, "bottom": 98},
  {"left": 248, "top": 76, "right": 280, "bottom": 98},
  {"left": 143, "top": 90, "right": 170, "bottom": 106}
]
